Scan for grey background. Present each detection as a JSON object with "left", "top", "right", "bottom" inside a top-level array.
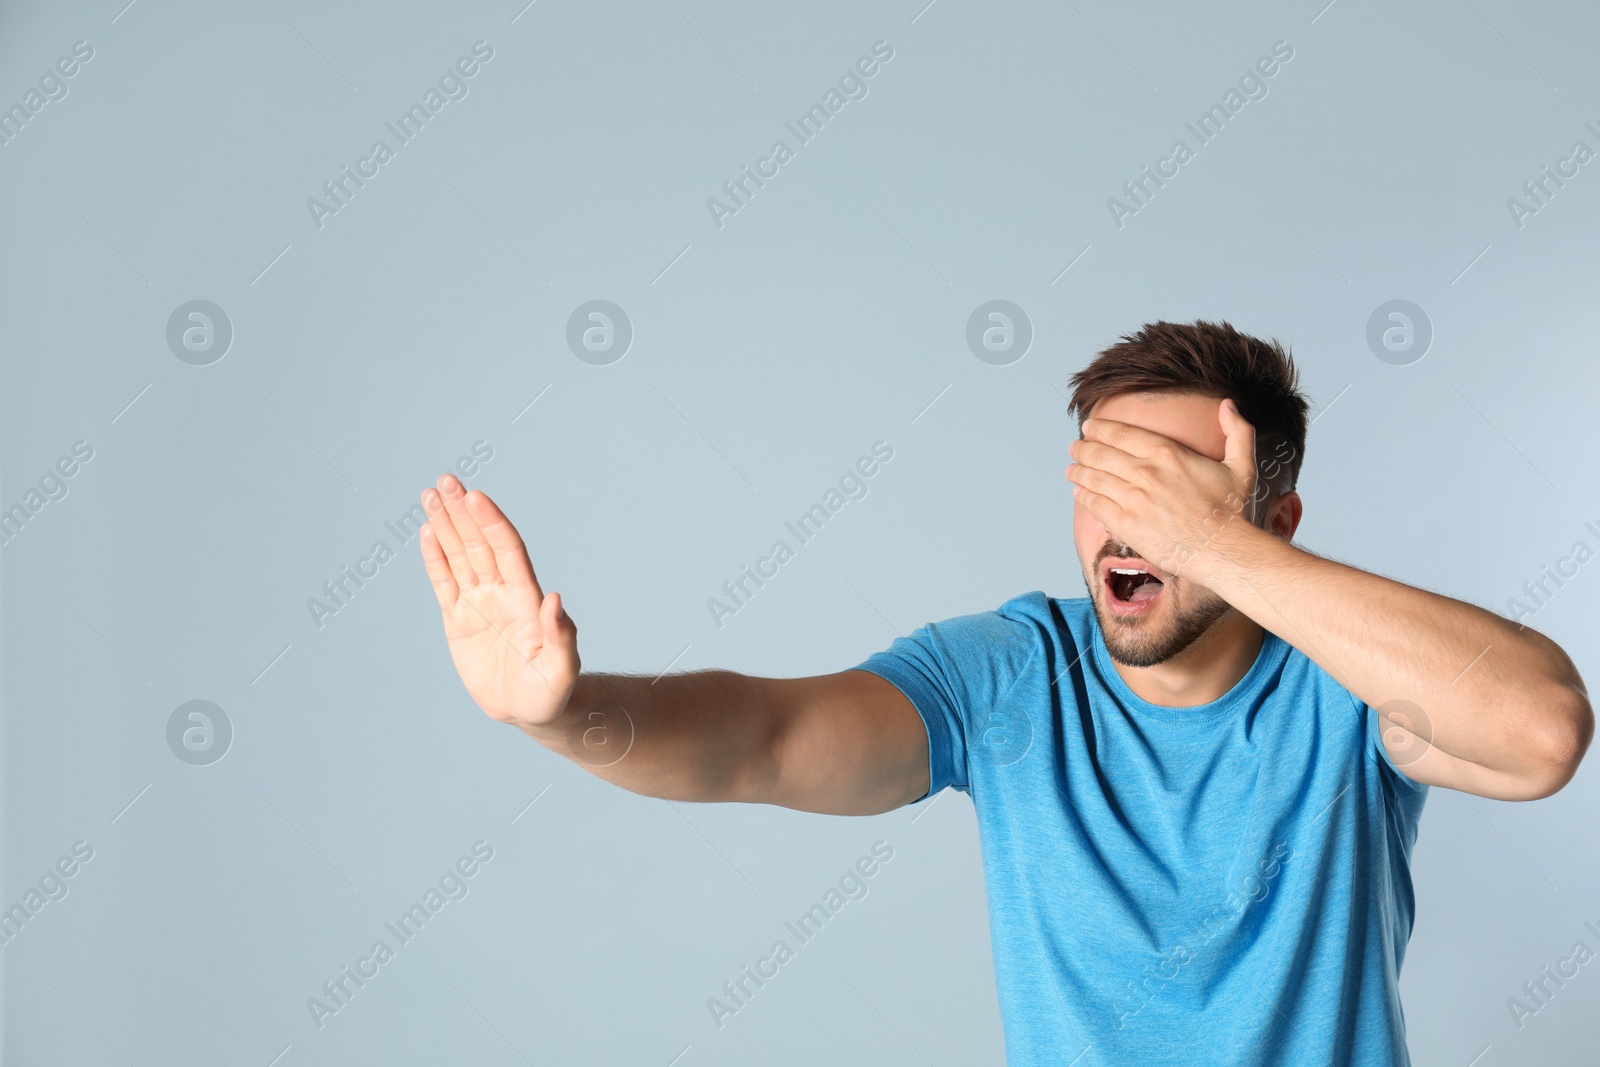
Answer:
[{"left": 3, "top": 0, "right": 1598, "bottom": 1063}]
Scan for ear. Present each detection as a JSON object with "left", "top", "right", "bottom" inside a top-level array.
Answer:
[{"left": 1261, "top": 490, "right": 1302, "bottom": 541}]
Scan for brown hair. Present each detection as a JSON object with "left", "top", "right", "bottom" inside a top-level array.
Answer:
[{"left": 1066, "top": 319, "right": 1311, "bottom": 498}]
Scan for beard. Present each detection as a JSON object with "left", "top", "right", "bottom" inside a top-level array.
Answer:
[{"left": 1083, "top": 542, "right": 1234, "bottom": 668}]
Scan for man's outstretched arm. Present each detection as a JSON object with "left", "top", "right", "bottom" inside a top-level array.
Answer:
[{"left": 416, "top": 474, "right": 929, "bottom": 816}]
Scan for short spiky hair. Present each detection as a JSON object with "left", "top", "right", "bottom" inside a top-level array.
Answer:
[{"left": 1065, "top": 319, "right": 1312, "bottom": 496}]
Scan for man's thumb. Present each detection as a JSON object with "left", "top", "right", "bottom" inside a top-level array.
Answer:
[{"left": 1220, "top": 398, "right": 1259, "bottom": 514}]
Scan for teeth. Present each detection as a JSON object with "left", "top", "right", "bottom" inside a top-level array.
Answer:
[{"left": 1109, "top": 567, "right": 1147, "bottom": 575}]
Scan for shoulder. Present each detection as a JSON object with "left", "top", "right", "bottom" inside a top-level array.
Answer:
[
  {"left": 951, "top": 589, "right": 1067, "bottom": 676},
  {"left": 897, "top": 590, "right": 1056, "bottom": 676},
  {"left": 961, "top": 589, "right": 1058, "bottom": 648},
  {"left": 999, "top": 590, "right": 1096, "bottom": 648},
  {"left": 1275, "top": 641, "right": 1359, "bottom": 710},
  {"left": 1270, "top": 641, "right": 1431, "bottom": 796}
]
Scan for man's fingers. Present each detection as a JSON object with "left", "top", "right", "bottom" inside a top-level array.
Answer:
[
  {"left": 1071, "top": 484, "right": 1121, "bottom": 532},
  {"left": 465, "top": 488, "right": 544, "bottom": 599},
  {"left": 418, "top": 522, "right": 460, "bottom": 611},
  {"left": 438, "top": 474, "right": 503, "bottom": 586},
  {"left": 1065, "top": 458, "right": 1129, "bottom": 503},
  {"left": 1080, "top": 417, "right": 1184, "bottom": 460},
  {"left": 423, "top": 483, "right": 478, "bottom": 588},
  {"left": 1069, "top": 438, "right": 1141, "bottom": 485}
]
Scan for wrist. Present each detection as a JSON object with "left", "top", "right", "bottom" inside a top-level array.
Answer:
[
  {"left": 1181, "top": 514, "right": 1280, "bottom": 595},
  {"left": 518, "top": 676, "right": 588, "bottom": 745},
  {"left": 523, "top": 674, "right": 636, "bottom": 772}
]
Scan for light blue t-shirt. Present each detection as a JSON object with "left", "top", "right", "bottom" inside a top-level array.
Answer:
[{"left": 853, "top": 591, "right": 1428, "bottom": 1066}]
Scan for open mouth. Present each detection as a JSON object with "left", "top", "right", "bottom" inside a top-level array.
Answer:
[{"left": 1101, "top": 556, "right": 1166, "bottom": 616}]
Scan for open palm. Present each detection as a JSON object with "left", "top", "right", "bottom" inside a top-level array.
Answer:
[{"left": 418, "top": 475, "right": 578, "bottom": 730}]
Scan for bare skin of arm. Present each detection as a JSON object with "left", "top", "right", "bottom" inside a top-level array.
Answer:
[{"left": 417, "top": 474, "right": 929, "bottom": 815}]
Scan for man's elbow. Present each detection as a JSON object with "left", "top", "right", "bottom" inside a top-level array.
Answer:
[{"left": 1521, "top": 691, "right": 1594, "bottom": 800}]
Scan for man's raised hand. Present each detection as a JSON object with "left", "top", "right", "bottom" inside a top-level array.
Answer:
[
  {"left": 419, "top": 474, "right": 579, "bottom": 732},
  {"left": 1065, "top": 398, "right": 1260, "bottom": 582}
]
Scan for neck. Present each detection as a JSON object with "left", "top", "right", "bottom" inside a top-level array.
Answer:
[{"left": 1112, "top": 610, "right": 1266, "bottom": 707}]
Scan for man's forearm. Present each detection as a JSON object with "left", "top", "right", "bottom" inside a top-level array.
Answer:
[
  {"left": 1195, "top": 522, "right": 1592, "bottom": 787},
  {"left": 519, "top": 670, "right": 777, "bottom": 803}
]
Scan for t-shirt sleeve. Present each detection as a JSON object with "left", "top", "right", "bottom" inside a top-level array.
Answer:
[
  {"left": 1356, "top": 696, "right": 1430, "bottom": 858},
  {"left": 850, "top": 600, "right": 1041, "bottom": 802},
  {"left": 1359, "top": 696, "right": 1430, "bottom": 795}
]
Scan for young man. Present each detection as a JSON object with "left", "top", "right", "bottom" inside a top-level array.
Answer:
[{"left": 416, "top": 320, "right": 1591, "bottom": 1065}]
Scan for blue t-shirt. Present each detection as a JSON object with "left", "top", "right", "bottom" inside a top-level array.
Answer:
[{"left": 853, "top": 591, "right": 1428, "bottom": 1067}]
